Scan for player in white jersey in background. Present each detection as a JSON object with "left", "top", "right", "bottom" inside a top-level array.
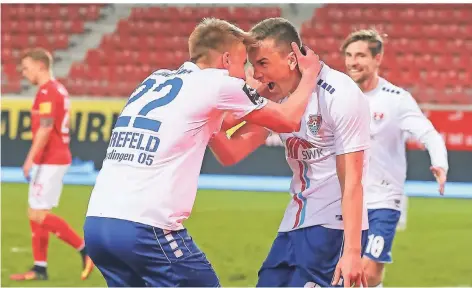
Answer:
[
  {"left": 341, "top": 29, "right": 449, "bottom": 287},
  {"left": 210, "top": 18, "right": 370, "bottom": 287},
  {"left": 83, "top": 18, "right": 321, "bottom": 287}
]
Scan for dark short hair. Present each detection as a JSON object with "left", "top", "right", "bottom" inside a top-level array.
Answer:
[{"left": 250, "top": 17, "right": 302, "bottom": 54}]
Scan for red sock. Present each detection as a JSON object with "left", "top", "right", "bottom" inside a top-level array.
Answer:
[
  {"left": 42, "top": 214, "right": 84, "bottom": 250},
  {"left": 30, "top": 220, "right": 49, "bottom": 265}
]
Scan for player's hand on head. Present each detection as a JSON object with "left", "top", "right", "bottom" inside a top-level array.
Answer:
[
  {"left": 430, "top": 166, "right": 446, "bottom": 195},
  {"left": 291, "top": 43, "right": 321, "bottom": 77},
  {"left": 332, "top": 250, "right": 366, "bottom": 288}
]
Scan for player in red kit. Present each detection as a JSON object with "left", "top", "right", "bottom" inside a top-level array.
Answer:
[{"left": 10, "top": 48, "right": 94, "bottom": 282}]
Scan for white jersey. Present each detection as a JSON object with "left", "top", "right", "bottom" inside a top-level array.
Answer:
[
  {"left": 364, "top": 77, "right": 448, "bottom": 211},
  {"left": 278, "top": 64, "right": 370, "bottom": 232},
  {"left": 86, "top": 62, "right": 267, "bottom": 230}
]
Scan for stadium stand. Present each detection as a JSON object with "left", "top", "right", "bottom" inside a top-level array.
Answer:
[
  {"left": 300, "top": 4, "right": 472, "bottom": 104},
  {"left": 1, "top": 4, "right": 104, "bottom": 94},
  {"left": 64, "top": 6, "right": 281, "bottom": 97},
  {"left": 1, "top": 4, "right": 470, "bottom": 104}
]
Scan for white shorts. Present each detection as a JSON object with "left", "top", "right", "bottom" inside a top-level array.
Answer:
[{"left": 28, "top": 164, "right": 70, "bottom": 210}]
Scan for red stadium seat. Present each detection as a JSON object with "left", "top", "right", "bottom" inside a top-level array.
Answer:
[
  {"left": 60, "top": 4, "right": 282, "bottom": 96},
  {"left": 71, "top": 21, "right": 85, "bottom": 33},
  {"left": 379, "top": 9, "right": 395, "bottom": 23},
  {"left": 2, "top": 34, "right": 12, "bottom": 49},
  {"left": 1, "top": 48, "right": 13, "bottom": 63},
  {"left": 53, "top": 4, "right": 464, "bottom": 103},
  {"left": 69, "top": 63, "right": 87, "bottom": 79},
  {"left": 455, "top": 54, "right": 471, "bottom": 71},
  {"left": 303, "top": 3, "right": 470, "bottom": 100},
  {"left": 55, "top": 34, "right": 69, "bottom": 49},
  {"left": 0, "top": 3, "right": 103, "bottom": 94},
  {"left": 13, "top": 34, "right": 28, "bottom": 48},
  {"left": 1, "top": 81, "right": 22, "bottom": 94},
  {"left": 85, "top": 5, "right": 101, "bottom": 21},
  {"left": 213, "top": 7, "right": 231, "bottom": 19},
  {"left": 86, "top": 49, "right": 103, "bottom": 66}
]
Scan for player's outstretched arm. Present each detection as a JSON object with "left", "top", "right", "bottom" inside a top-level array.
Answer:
[
  {"left": 209, "top": 123, "right": 269, "bottom": 166},
  {"left": 243, "top": 44, "right": 320, "bottom": 133},
  {"left": 398, "top": 93, "right": 448, "bottom": 194}
]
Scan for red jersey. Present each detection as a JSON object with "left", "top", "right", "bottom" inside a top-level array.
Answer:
[{"left": 31, "top": 79, "right": 72, "bottom": 165}]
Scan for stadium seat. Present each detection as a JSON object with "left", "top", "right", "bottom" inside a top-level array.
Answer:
[
  {"left": 1, "top": 81, "right": 22, "bottom": 94},
  {"left": 1, "top": 3, "right": 105, "bottom": 94},
  {"left": 301, "top": 4, "right": 472, "bottom": 104},
  {"left": 5, "top": 4, "right": 454, "bottom": 100},
  {"left": 65, "top": 5, "right": 282, "bottom": 97}
]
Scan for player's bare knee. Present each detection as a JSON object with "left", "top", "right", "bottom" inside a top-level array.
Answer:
[
  {"left": 28, "top": 207, "right": 37, "bottom": 221},
  {"left": 28, "top": 208, "right": 50, "bottom": 224},
  {"left": 363, "top": 258, "right": 384, "bottom": 286}
]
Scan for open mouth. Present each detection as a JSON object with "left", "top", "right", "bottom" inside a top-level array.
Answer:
[{"left": 268, "top": 82, "right": 276, "bottom": 92}]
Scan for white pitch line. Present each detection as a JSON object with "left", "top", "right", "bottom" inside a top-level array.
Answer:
[{"left": 10, "top": 247, "right": 29, "bottom": 253}]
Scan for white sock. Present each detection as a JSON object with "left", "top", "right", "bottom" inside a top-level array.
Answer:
[
  {"left": 77, "top": 243, "right": 85, "bottom": 251},
  {"left": 397, "top": 195, "right": 408, "bottom": 231},
  {"left": 375, "top": 283, "right": 383, "bottom": 288},
  {"left": 34, "top": 261, "right": 47, "bottom": 267}
]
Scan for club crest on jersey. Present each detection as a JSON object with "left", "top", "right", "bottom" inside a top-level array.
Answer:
[
  {"left": 307, "top": 114, "right": 322, "bottom": 135},
  {"left": 373, "top": 112, "right": 384, "bottom": 121}
]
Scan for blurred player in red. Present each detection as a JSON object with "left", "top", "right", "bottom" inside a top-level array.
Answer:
[{"left": 10, "top": 48, "right": 94, "bottom": 282}]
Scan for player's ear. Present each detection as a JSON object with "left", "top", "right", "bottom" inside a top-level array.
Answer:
[
  {"left": 288, "top": 51, "right": 298, "bottom": 71},
  {"left": 222, "top": 52, "right": 231, "bottom": 69},
  {"left": 375, "top": 52, "right": 383, "bottom": 67}
]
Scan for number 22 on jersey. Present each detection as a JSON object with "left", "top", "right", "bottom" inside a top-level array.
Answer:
[{"left": 114, "top": 77, "right": 183, "bottom": 143}]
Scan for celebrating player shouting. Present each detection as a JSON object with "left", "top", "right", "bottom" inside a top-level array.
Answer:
[
  {"left": 84, "top": 18, "right": 321, "bottom": 287},
  {"left": 209, "top": 18, "right": 370, "bottom": 287}
]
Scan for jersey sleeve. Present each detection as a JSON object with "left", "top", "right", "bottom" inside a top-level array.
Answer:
[
  {"left": 397, "top": 92, "right": 435, "bottom": 138},
  {"left": 37, "top": 88, "right": 57, "bottom": 119},
  {"left": 398, "top": 92, "right": 448, "bottom": 171},
  {"left": 330, "top": 85, "right": 371, "bottom": 155},
  {"left": 217, "top": 76, "right": 268, "bottom": 119}
]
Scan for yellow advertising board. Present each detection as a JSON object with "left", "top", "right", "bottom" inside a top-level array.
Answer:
[{"left": 1, "top": 97, "right": 126, "bottom": 143}]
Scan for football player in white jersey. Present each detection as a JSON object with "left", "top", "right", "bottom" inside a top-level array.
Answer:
[
  {"left": 209, "top": 18, "right": 370, "bottom": 287},
  {"left": 341, "top": 29, "right": 449, "bottom": 287},
  {"left": 83, "top": 18, "right": 321, "bottom": 287}
]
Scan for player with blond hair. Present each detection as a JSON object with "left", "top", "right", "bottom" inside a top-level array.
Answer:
[
  {"left": 341, "top": 29, "right": 448, "bottom": 287},
  {"left": 10, "top": 48, "right": 94, "bottom": 282},
  {"left": 84, "top": 18, "right": 321, "bottom": 287}
]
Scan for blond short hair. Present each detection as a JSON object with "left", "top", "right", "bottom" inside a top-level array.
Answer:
[
  {"left": 21, "top": 47, "right": 53, "bottom": 69},
  {"left": 188, "top": 18, "right": 256, "bottom": 64},
  {"left": 341, "top": 29, "right": 385, "bottom": 56}
]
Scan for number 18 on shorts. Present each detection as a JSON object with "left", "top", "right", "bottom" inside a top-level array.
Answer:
[{"left": 364, "top": 209, "right": 401, "bottom": 263}]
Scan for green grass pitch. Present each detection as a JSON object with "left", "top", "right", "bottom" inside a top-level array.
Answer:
[{"left": 2, "top": 183, "right": 472, "bottom": 287}]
